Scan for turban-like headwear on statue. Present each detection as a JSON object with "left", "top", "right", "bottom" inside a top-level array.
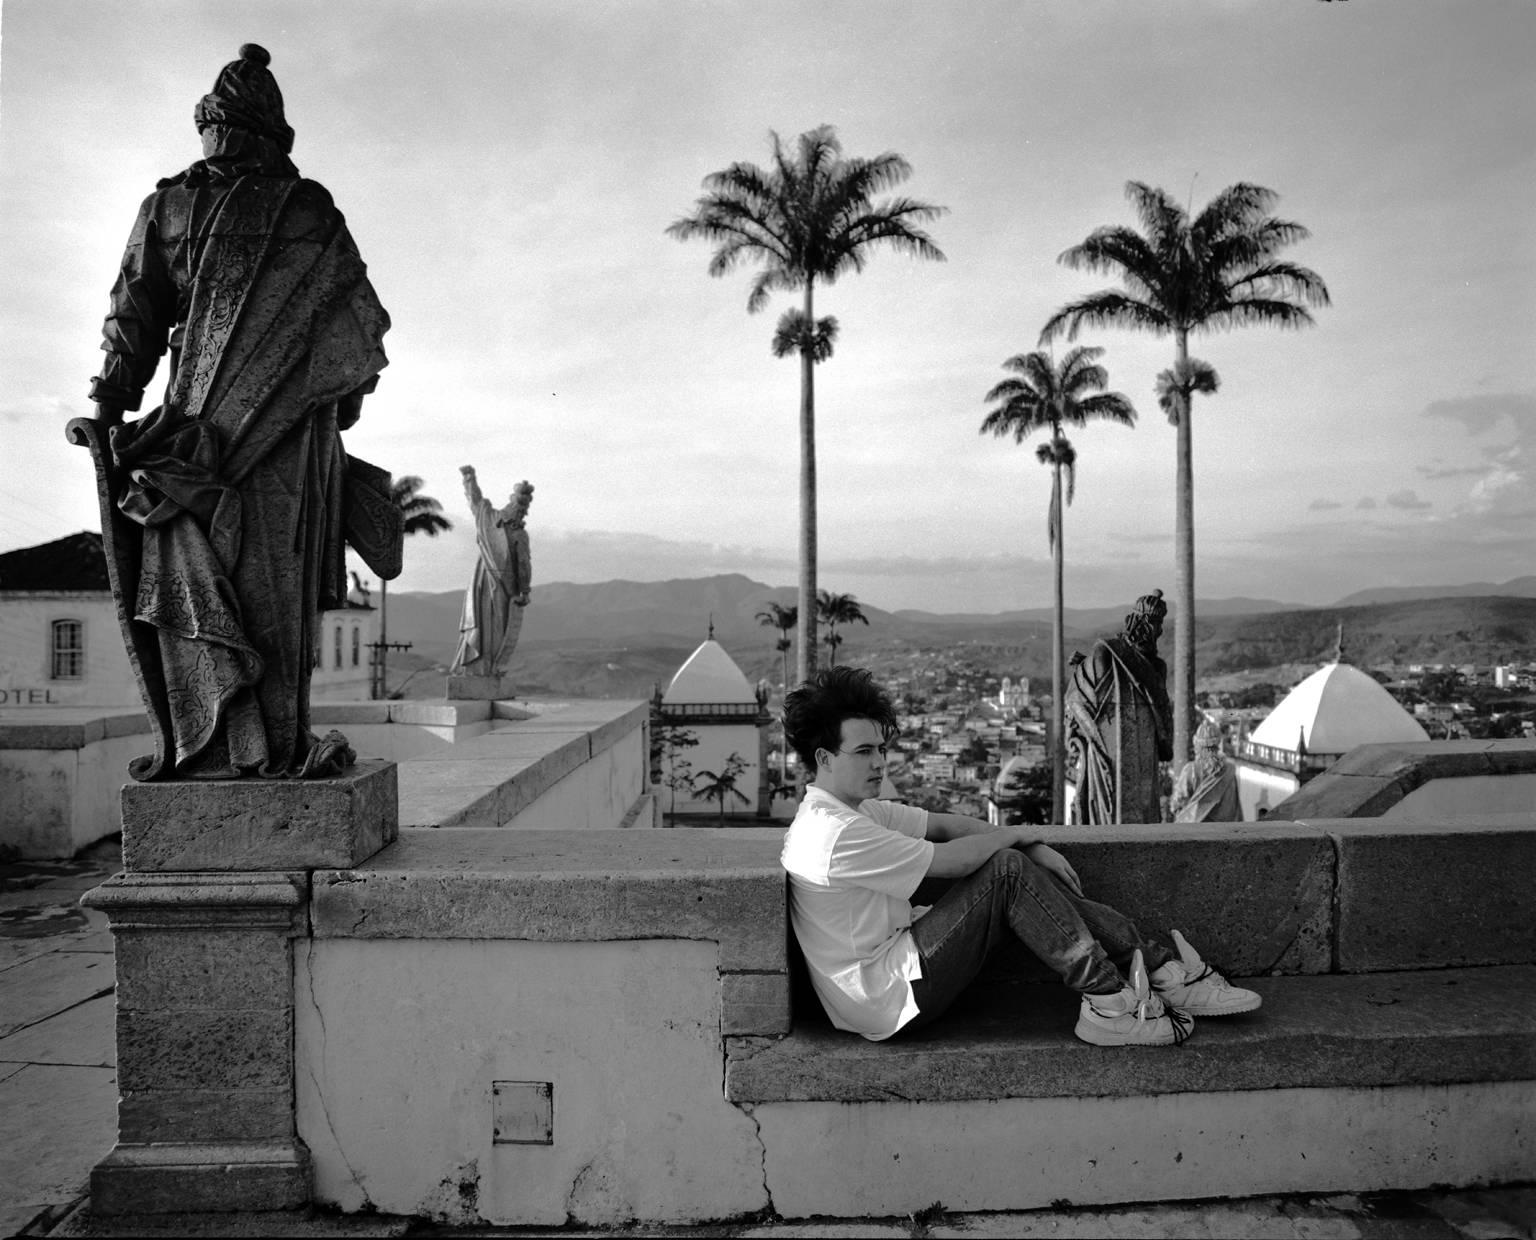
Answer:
[
  {"left": 513, "top": 481, "right": 535, "bottom": 498},
  {"left": 1194, "top": 719, "right": 1223, "bottom": 750},
  {"left": 194, "top": 43, "right": 295, "bottom": 153},
  {"left": 1132, "top": 589, "right": 1167, "bottom": 623}
]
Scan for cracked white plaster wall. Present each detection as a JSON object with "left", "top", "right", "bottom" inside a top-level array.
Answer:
[{"left": 294, "top": 936, "right": 767, "bottom": 1226}]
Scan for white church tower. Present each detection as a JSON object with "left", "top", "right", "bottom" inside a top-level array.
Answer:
[{"left": 655, "top": 625, "right": 769, "bottom": 821}]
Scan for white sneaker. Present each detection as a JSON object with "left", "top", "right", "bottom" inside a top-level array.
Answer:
[
  {"left": 1151, "top": 929, "right": 1262, "bottom": 1017},
  {"left": 1074, "top": 949, "right": 1194, "bottom": 1047}
]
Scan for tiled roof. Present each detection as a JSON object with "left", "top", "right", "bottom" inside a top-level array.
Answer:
[{"left": 0, "top": 532, "right": 110, "bottom": 591}]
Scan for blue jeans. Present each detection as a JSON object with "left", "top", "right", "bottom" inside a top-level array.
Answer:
[{"left": 905, "top": 848, "right": 1174, "bottom": 1031}]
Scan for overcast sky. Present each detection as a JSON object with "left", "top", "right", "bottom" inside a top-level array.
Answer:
[{"left": 2, "top": 0, "right": 1532, "bottom": 614}]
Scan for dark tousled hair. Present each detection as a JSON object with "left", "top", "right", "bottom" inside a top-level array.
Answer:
[{"left": 782, "top": 666, "right": 898, "bottom": 771}]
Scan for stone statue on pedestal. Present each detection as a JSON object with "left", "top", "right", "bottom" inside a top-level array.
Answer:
[
  {"left": 1169, "top": 718, "right": 1242, "bottom": 822},
  {"left": 449, "top": 467, "right": 533, "bottom": 688},
  {"left": 69, "top": 44, "right": 396, "bottom": 781},
  {"left": 1065, "top": 589, "right": 1174, "bottom": 824}
]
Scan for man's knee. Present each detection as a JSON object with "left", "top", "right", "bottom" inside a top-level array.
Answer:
[{"left": 984, "top": 847, "right": 1028, "bottom": 879}]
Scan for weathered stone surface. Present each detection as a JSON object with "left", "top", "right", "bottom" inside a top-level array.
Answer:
[
  {"left": 114, "top": 928, "right": 290, "bottom": 1011},
  {"left": 91, "top": 1141, "right": 309, "bottom": 1214},
  {"left": 119, "top": 1088, "right": 292, "bottom": 1143},
  {"left": 722, "top": 971, "right": 791, "bottom": 1036},
  {"left": 919, "top": 825, "right": 1335, "bottom": 977},
  {"left": 1265, "top": 772, "right": 1411, "bottom": 821},
  {"left": 311, "top": 828, "right": 787, "bottom": 972},
  {"left": 117, "top": 1009, "right": 292, "bottom": 1091},
  {"left": 83, "top": 871, "right": 306, "bottom": 929},
  {"left": 447, "top": 673, "right": 514, "bottom": 701},
  {"left": 390, "top": 699, "right": 492, "bottom": 725},
  {"left": 0, "top": 950, "right": 114, "bottom": 1037},
  {"left": 1330, "top": 820, "right": 1536, "bottom": 971},
  {"left": 726, "top": 965, "right": 1536, "bottom": 1104},
  {"left": 121, "top": 760, "right": 397, "bottom": 871}
]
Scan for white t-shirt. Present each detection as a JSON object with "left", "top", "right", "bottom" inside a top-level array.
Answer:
[{"left": 780, "top": 786, "right": 934, "bottom": 1040}]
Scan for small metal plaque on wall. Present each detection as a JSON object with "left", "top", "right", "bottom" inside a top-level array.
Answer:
[{"left": 492, "top": 1080, "right": 553, "bottom": 1144}]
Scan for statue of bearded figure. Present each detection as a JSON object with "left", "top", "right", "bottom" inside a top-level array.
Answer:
[
  {"left": 1169, "top": 719, "right": 1243, "bottom": 822},
  {"left": 73, "top": 43, "right": 395, "bottom": 781},
  {"left": 1064, "top": 589, "right": 1174, "bottom": 825}
]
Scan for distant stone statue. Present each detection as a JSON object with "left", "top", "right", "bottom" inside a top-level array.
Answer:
[
  {"left": 69, "top": 44, "right": 395, "bottom": 781},
  {"left": 1169, "top": 719, "right": 1242, "bottom": 822},
  {"left": 450, "top": 467, "right": 533, "bottom": 683},
  {"left": 1065, "top": 589, "right": 1174, "bottom": 824}
]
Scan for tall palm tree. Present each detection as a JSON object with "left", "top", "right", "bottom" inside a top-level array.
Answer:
[
  {"left": 376, "top": 476, "right": 452, "bottom": 698},
  {"left": 669, "top": 125, "right": 945, "bottom": 684},
  {"left": 816, "top": 590, "right": 869, "bottom": 668},
  {"left": 1040, "top": 181, "right": 1329, "bottom": 766},
  {"left": 980, "top": 345, "right": 1136, "bottom": 824},
  {"left": 755, "top": 602, "right": 798, "bottom": 689}
]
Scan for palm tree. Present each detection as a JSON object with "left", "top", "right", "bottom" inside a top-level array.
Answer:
[
  {"left": 755, "top": 602, "right": 798, "bottom": 689},
  {"left": 816, "top": 590, "right": 869, "bottom": 668},
  {"left": 376, "top": 476, "right": 452, "bottom": 699},
  {"left": 669, "top": 125, "right": 945, "bottom": 684},
  {"left": 980, "top": 345, "right": 1136, "bottom": 823},
  {"left": 1040, "top": 181, "right": 1329, "bottom": 766},
  {"left": 693, "top": 752, "right": 751, "bottom": 825}
]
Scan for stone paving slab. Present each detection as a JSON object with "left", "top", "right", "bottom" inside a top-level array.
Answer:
[
  {"left": 0, "top": 952, "right": 114, "bottom": 1038},
  {"left": 727, "top": 965, "right": 1536, "bottom": 1103},
  {"left": 0, "top": 992, "right": 115, "bottom": 1067},
  {"left": 0, "top": 1063, "right": 116, "bottom": 1227}
]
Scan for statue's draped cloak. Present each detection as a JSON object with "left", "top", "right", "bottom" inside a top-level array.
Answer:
[
  {"left": 1170, "top": 754, "right": 1242, "bottom": 822},
  {"left": 1065, "top": 637, "right": 1172, "bottom": 825},
  {"left": 452, "top": 497, "right": 530, "bottom": 677},
  {"left": 95, "top": 166, "right": 389, "bottom": 778}
]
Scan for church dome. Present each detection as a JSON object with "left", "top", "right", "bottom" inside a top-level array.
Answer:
[
  {"left": 662, "top": 639, "right": 756, "bottom": 706},
  {"left": 1249, "top": 660, "right": 1428, "bottom": 754}
]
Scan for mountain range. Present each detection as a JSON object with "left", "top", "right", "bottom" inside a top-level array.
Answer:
[{"left": 378, "top": 574, "right": 1536, "bottom": 699}]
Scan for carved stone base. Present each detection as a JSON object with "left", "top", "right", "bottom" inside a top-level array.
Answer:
[
  {"left": 91, "top": 1141, "right": 309, "bottom": 1214},
  {"left": 120, "top": 759, "right": 398, "bottom": 872},
  {"left": 447, "top": 673, "right": 514, "bottom": 701},
  {"left": 83, "top": 871, "right": 312, "bottom": 1214}
]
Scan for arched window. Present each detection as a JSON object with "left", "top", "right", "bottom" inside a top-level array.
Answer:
[
  {"left": 51, "top": 619, "right": 84, "bottom": 680},
  {"left": 352, "top": 626, "right": 361, "bottom": 667},
  {"left": 333, "top": 624, "right": 343, "bottom": 670}
]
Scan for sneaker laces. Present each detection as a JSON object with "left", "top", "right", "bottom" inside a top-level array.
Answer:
[{"left": 1138, "top": 989, "right": 1193, "bottom": 1045}]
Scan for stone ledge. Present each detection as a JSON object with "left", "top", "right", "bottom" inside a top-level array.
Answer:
[
  {"left": 0, "top": 710, "right": 150, "bottom": 749},
  {"left": 311, "top": 827, "right": 789, "bottom": 1033},
  {"left": 726, "top": 965, "right": 1536, "bottom": 1104},
  {"left": 1267, "top": 739, "right": 1536, "bottom": 821}
]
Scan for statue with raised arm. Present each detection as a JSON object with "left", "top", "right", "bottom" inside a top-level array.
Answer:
[
  {"left": 1169, "top": 719, "right": 1242, "bottom": 822},
  {"left": 449, "top": 467, "right": 533, "bottom": 685},
  {"left": 69, "top": 44, "right": 396, "bottom": 781},
  {"left": 1064, "top": 589, "right": 1174, "bottom": 824}
]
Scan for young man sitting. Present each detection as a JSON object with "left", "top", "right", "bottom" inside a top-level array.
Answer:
[{"left": 779, "top": 667, "right": 1261, "bottom": 1046}]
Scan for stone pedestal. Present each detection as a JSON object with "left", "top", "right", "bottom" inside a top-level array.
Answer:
[
  {"left": 447, "top": 673, "right": 514, "bottom": 701},
  {"left": 84, "top": 871, "right": 311, "bottom": 1213},
  {"left": 85, "top": 759, "right": 401, "bottom": 1214},
  {"left": 122, "top": 759, "right": 398, "bottom": 871}
]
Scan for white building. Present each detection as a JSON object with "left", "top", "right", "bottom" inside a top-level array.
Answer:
[
  {"left": 0, "top": 532, "right": 137, "bottom": 712},
  {"left": 1236, "top": 650, "right": 1429, "bottom": 820},
  {"left": 656, "top": 633, "right": 770, "bottom": 820},
  {"left": 0, "top": 532, "right": 377, "bottom": 713}
]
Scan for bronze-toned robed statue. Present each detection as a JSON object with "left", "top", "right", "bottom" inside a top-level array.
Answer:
[
  {"left": 1064, "top": 589, "right": 1174, "bottom": 824},
  {"left": 69, "top": 44, "right": 399, "bottom": 781}
]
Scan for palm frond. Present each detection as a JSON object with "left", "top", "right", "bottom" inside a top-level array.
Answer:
[{"left": 1039, "top": 292, "right": 1168, "bottom": 344}]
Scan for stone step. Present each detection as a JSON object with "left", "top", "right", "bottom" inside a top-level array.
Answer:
[{"left": 727, "top": 964, "right": 1536, "bottom": 1103}]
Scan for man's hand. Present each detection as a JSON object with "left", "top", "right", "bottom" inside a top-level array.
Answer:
[{"left": 1024, "top": 842, "right": 1082, "bottom": 896}]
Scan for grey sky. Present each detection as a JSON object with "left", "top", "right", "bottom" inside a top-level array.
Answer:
[{"left": 2, "top": 0, "right": 1532, "bottom": 612}]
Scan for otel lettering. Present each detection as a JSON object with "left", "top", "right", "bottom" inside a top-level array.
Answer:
[{"left": 0, "top": 688, "right": 60, "bottom": 705}]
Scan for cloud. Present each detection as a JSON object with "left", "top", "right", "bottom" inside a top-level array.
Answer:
[
  {"left": 1423, "top": 392, "right": 1536, "bottom": 435},
  {"left": 1308, "top": 498, "right": 1343, "bottom": 511},
  {"left": 1417, "top": 464, "right": 1492, "bottom": 480},
  {"left": 1356, "top": 497, "right": 1377, "bottom": 509},
  {"left": 1385, "top": 489, "right": 1432, "bottom": 512}
]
